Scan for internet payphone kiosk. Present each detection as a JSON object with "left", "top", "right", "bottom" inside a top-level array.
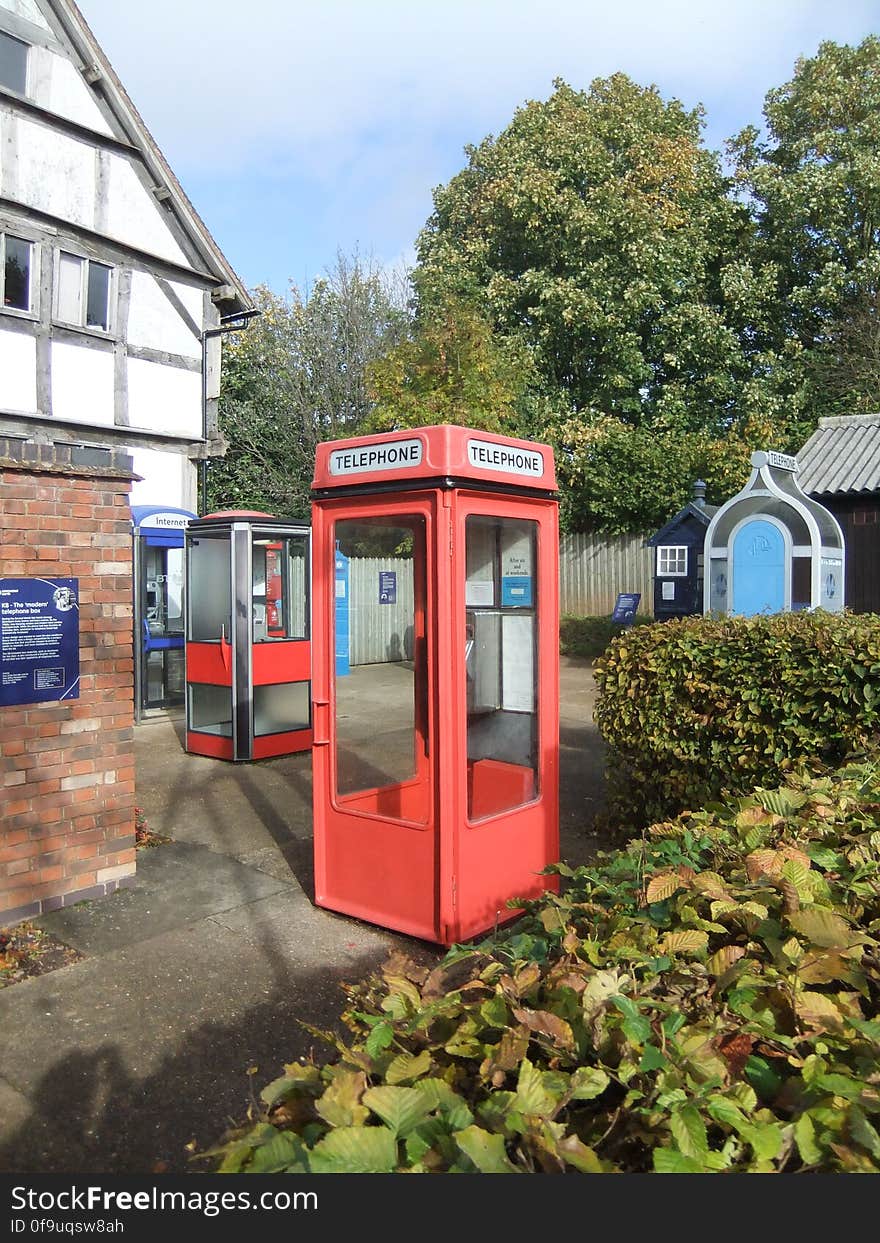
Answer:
[
  {"left": 184, "top": 511, "right": 312, "bottom": 761},
  {"left": 311, "top": 426, "right": 560, "bottom": 945},
  {"left": 132, "top": 505, "right": 194, "bottom": 721}
]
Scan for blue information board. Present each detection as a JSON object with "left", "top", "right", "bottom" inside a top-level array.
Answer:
[
  {"left": 379, "top": 571, "right": 397, "bottom": 604},
  {"left": 611, "top": 592, "right": 640, "bottom": 625},
  {"left": 0, "top": 577, "right": 80, "bottom": 706}
]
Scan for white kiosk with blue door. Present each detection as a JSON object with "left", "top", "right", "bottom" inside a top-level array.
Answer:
[
  {"left": 132, "top": 505, "right": 195, "bottom": 721},
  {"left": 703, "top": 452, "right": 845, "bottom": 616}
]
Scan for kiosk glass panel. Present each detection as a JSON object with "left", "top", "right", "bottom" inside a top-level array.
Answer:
[
  {"left": 252, "top": 535, "right": 309, "bottom": 642},
  {"left": 333, "top": 517, "right": 425, "bottom": 802},
  {"left": 189, "top": 684, "right": 233, "bottom": 736},
  {"left": 254, "top": 682, "right": 311, "bottom": 736},
  {"left": 189, "top": 534, "right": 231, "bottom": 642},
  {"left": 465, "top": 516, "right": 538, "bottom": 820}
]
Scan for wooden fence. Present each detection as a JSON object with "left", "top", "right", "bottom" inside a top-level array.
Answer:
[{"left": 559, "top": 531, "right": 653, "bottom": 617}]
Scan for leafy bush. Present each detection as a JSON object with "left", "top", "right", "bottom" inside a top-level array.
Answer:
[
  {"left": 594, "top": 611, "right": 880, "bottom": 829},
  {"left": 207, "top": 760, "right": 880, "bottom": 1174},
  {"left": 560, "top": 613, "right": 652, "bottom": 663}
]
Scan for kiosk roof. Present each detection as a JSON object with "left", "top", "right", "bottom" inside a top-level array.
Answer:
[{"left": 312, "top": 425, "right": 557, "bottom": 494}]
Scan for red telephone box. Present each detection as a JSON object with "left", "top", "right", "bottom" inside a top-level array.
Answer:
[
  {"left": 310, "top": 426, "right": 559, "bottom": 944},
  {"left": 185, "top": 511, "right": 312, "bottom": 761}
]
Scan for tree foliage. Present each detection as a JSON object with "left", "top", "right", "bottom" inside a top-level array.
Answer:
[
  {"left": 415, "top": 75, "right": 761, "bottom": 438},
  {"left": 730, "top": 36, "right": 880, "bottom": 438},
  {"left": 364, "top": 299, "right": 533, "bottom": 434},
  {"left": 208, "top": 254, "right": 409, "bottom": 516},
  {"left": 547, "top": 412, "right": 762, "bottom": 534}
]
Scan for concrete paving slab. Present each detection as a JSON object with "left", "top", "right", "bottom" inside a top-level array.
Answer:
[
  {"left": 207, "top": 886, "right": 439, "bottom": 967},
  {"left": 0, "top": 911, "right": 438, "bottom": 1174},
  {"left": 37, "top": 841, "right": 296, "bottom": 954}
]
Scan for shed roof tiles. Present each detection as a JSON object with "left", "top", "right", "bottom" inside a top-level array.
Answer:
[{"left": 797, "top": 414, "right": 880, "bottom": 496}]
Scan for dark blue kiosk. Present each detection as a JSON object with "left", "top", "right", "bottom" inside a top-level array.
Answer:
[{"left": 131, "top": 505, "right": 195, "bottom": 721}]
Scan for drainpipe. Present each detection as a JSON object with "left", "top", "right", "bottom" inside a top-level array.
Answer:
[{"left": 200, "top": 307, "right": 261, "bottom": 513}]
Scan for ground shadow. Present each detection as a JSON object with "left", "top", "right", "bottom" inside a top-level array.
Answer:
[{"left": 0, "top": 947, "right": 439, "bottom": 1175}]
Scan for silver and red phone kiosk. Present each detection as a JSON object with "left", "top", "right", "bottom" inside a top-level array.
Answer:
[
  {"left": 184, "top": 511, "right": 311, "bottom": 761},
  {"left": 310, "top": 426, "right": 560, "bottom": 944}
]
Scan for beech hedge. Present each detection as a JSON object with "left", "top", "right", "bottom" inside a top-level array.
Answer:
[
  {"left": 206, "top": 760, "right": 880, "bottom": 1174},
  {"left": 593, "top": 611, "right": 880, "bottom": 829}
]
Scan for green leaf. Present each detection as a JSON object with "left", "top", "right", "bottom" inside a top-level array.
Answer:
[
  {"left": 662, "top": 1012, "right": 687, "bottom": 1038},
  {"left": 741, "top": 1120, "right": 783, "bottom": 1163},
  {"left": 707, "top": 1095, "right": 747, "bottom": 1132},
  {"left": 815, "top": 1072, "right": 863, "bottom": 1101},
  {"left": 314, "top": 1068, "right": 369, "bottom": 1128},
  {"left": 308, "top": 1126, "right": 398, "bottom": 1174},
  {"left": 848, "top": 1106, "right": 880, "bottom": 1160},
  {"left": 745, "top": 1055, "right": 783, "bottom": 1101},
  {"left": 362, "top": 1085, "right": 434, "bottom": 1137},
  {"left": 670, "top": 1105, "right": 709, "bottom": 1163},
  {"left": 385, "top": 1049, "right": 433, "bottom": 1085},
  {"left": 569, "top": 1067, "right": 611, "bottom": 1100},
  {"left": 480, "top": 994, "right": 510, "bottom": 1028},
  {"left": 215, "top": 1123, "right": 278, "bottom": 1173},
  {"left": 259, "top": 1064, "right": 321, "bottom": 1107},
  {"left": 653, "top": 1147, "right": 704, "bottom": 1173},
  {"left": 558, "top": 1135, "right": 604, "bottom": 1173},
  {"left": 640, "top": 1044, "right": 669, "bottom": 1072},
  {"left": 404, "top": 1132, "right": 432, "bottom": 1165},
  {"left": 794, "top": 1113, "right": 822, "bottom": 1166},
  {"left": 453, "top": 1125, "right": 518, "bottom": 1173},
  {"left": 514, "top": 1058, "right": 559, "bottom": 1117},
  {"left": 246, "top": 1131, "right": 308, "bottom": 1173},
  {"left": 365, "top": 1021, "right": 394, "bottom": 1059},
  {"left": 807, "top": 846, "right": 843, "bottom": 870}
]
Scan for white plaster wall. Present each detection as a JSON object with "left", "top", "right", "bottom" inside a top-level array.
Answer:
[
  {"left": 128, "top": 445, "right": 197, "bottom": 512},
  {"left": 1, "top": 120, "right": 190, "bottom": 269},
  {"left": 50, "top": 341, "right": 115, "bottom": 425},
  {"left": 0, "top": 327, "right": 37, "bottom": 412},
  {"left": 10, "top": 117, "right": 95, "bottom": 227},
  {"left": 127, "top": 271, "right": 202, "bottom": 359},
  {"left": 107, "top": 159, "right": 188, "bottom": 266},
  {"left": 0, "top": 0, "right": 48, "bottom": 29},
  {"left": 127, "top": 356, "right": 202, "bottom": 437},
  {"left": 43, "top": 50, "right": 114, "bottom": 136}
]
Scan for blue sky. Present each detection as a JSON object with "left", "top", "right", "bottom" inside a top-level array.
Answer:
[{"left": 76, "top": 1, "right": 879, "bottom": 297}]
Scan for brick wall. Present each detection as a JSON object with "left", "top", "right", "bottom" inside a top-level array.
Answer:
[{"left": 0, "top": 438, "right": 138, "bottom": 925}]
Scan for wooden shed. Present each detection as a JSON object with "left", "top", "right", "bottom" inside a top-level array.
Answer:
[
  {"left": 797, "top": 415, "right": 880, "bottom": 614},
  {"left": 646, "top": 481, "right": 717, "bottom": 619}
]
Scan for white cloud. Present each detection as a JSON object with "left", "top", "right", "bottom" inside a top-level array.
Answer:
[
  {"left": 72, "top": 0, "right": 880, "bottom": 288},
  {"left": 78, "top": 0, "right": 879, "bottom": 176}
]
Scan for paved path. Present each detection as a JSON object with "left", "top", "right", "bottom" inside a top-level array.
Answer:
[{"left": 0, "top": 658, "right": 604, "bottom": 1174}]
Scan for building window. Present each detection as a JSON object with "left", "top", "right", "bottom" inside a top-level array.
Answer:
[
  {"left": 0, "top": 29, "right": 28, "bottom": 94},
  {"left": 658, "top": 545, "right": 688, "bottom": 576},
  {"left": 56, "top": 252, "right": 112, "bottom": 331},
  {"left": 1, "top": 233, "right": 33, "bottom": 312}
]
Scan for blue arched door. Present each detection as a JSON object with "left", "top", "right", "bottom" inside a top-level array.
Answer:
[{"left": 732, "top": 520, "right": 785, "bottom": 615}]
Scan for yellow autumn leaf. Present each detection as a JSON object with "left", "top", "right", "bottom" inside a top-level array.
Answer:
[
  {"left": 658, "top": 930, "right": 709, "bottom": 955},
  {"left": 706, "top": 945, "right": 747, "bottom": 976},
  {"left": 645, "top": 871, "right": 687, "bottom": 904}
]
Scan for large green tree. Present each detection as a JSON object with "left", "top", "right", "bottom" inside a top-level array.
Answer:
[
  {"left": 730, "top": 36, "right": 880, "bottom": 438},
  {"left": 415, "top": 75, "right": 762, "bottom": 438},
  {"left": 209, "top": 254, "right": 409, "bottom": 516}
]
